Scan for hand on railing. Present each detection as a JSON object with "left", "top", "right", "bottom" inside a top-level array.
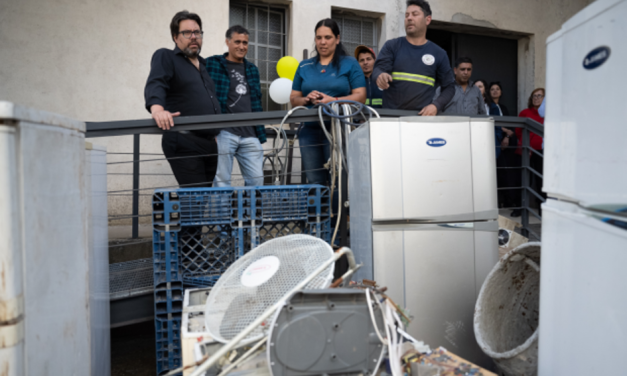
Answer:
[{"left": 150, "top": 104, "right": 180, "bottom": 130}]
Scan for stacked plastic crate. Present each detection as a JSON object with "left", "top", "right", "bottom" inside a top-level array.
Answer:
[{"left": 151, "top": 185, "right": 331, "bottom": 375}]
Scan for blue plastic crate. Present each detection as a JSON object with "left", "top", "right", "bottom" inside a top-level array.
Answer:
[
  {"left": 151, "top": 185, "right": 331, "bottom": 376},
  {"left": 155, "top": 316, "right": 182, "bottom": 375}
]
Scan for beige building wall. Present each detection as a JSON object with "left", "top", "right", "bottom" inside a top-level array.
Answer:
[{"left": 0, "top": 0, "right": 593, "bottom": 226}]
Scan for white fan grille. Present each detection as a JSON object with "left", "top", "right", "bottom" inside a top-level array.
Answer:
[{"left": 204, "top": 235, "right": 335, "bottom": 344}]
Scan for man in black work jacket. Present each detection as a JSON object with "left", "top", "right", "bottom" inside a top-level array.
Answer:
[
  {"left": 355, "top": 45, "right": 383, "bottom": 109},
  {"left": 145, "top": 10, "right": 223, "bottom": 187}
]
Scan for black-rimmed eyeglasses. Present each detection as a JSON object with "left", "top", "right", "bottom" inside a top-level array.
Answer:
[{"left": 178, "top": 30, "right": 204, "bottom": 39}]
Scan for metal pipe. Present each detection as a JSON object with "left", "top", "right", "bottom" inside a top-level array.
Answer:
[
  {"left": 84, "top": 109, "right": 421, "bottom": 138},
  {"left": 0, "top": 124, "right": 25, "bottom": 375},
  {"left": 189, "top": 248, "right": 358, "bottom": 376},
  {"left": 521, "top": 128, "right": 530, "bottom": 238},
  {"left": 132, "top": 134, "right": 140, "bottom": 239}
]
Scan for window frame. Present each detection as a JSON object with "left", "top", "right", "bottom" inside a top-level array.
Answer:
[
  {"left": 229, "top": 1, "right": 288, "bottom": 111},
  {"left": 331, "top": 12, "right": 379, "bottom": 56}
]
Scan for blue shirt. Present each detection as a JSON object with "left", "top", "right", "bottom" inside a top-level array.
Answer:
[{"left": 292, "top": 56, "right": 366, "bottom": 99}]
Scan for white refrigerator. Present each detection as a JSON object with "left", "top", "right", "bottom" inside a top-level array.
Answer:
[
  {"left": 348, "top": 116, "right": 499, "bottom": 366},
  {"left": 540, "top": 0, "right": 627, "bottom": 374}
]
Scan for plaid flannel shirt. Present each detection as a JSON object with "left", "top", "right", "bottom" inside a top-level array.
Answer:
[{"left": 205, "top": 53, "right": 267, "bottom": 144}]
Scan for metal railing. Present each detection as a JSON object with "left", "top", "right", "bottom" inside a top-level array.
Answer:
[
  {"left": 492, "top": 116, "right": 545, "bottom": 240},
  {"left": 86, "top": 110, "right": 544, "bottom": 241},
  {"left": 87, "top": 110, "right": 543, "bottom": 327}
]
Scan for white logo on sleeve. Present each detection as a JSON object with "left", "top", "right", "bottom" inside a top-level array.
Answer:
[{"left": 422, "top": 54, "right": 435, "bottom": 65}]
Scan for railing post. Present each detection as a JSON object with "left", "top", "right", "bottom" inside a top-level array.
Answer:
[
  {"left": 339, "top": 168, "right": 348, "bottom": 247},
  {"left": 286, "top": 124, "right": 295, "bottom": 185},
  {"left": 521, "top": 127, "right": 530, "bottom": 238},
  {"left": 132, "top": 134, "right": 140, "bottom": 239}
]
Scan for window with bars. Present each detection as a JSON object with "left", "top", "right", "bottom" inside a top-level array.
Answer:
[
  {"left": 230, "top": 2, "right": 286, "bottom": 111},
  {"left": 331, "top": 13, "right": 378, "bottom": 57}
]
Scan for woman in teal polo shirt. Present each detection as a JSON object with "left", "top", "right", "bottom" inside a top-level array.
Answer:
[{"left": 290, "top": 18, "right": 366, "bottom": 186}]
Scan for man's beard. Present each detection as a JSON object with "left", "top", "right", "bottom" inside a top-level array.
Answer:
[
  {"left": 183, "top": 45, "right": 201, "bottom": 58},
  {"left": 405, "top": 25, "right": 423, "bottom": 37}
]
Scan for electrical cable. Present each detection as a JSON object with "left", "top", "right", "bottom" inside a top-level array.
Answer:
[
  {"left": 310, "top": 100, "right": 380, "bottom": 246},
  {"left": 262, "top": 106, "right": 308, "bottom": 185},
  {"left": 366, "top": 289, "right": 388, "bottom": 345}
]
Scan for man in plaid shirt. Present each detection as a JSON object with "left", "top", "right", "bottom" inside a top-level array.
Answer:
[{"left": 205, "top": 25, "right": 267, "bottom": 187}]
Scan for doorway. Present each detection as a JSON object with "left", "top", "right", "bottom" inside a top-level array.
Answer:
[{"left": 427, "top": 28, "right": 519, "bottom": 116}]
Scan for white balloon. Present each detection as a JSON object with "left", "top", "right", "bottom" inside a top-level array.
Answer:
[{"left": 269, "top": 78, "right": 293, "bottom": 104}]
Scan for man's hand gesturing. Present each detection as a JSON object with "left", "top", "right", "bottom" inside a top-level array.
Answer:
[
  {"left": 151, "top": 105, "right": 180, "bottom": 130},
  {"left": 376, "top": 73, "right": 393, "bottom": 90}
]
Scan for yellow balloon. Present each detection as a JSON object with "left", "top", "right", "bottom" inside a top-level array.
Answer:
[{"left": 276, "top": 56, "right": 299, "bottom": 81}]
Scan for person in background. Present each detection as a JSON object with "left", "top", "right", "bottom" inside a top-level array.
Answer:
[
  {"left": 474, "top": 79, "right": 489, "bottom": 114},
  {"left": 145, "top": 10, "right": 222, "bottom": 187},
  {"left": 355, "top": 45, "right": 383, "bottom": 108},
  {"left": 433, "top": 56, "right": 486, "bottom": 115},
  {"left": 517, "top": 88, "right": 544, "bottom": 147},
  {"left": 487, "top": 82, "right": 514, "bottom": 158},
  {"left": 517, "top": 88, "right": 546, "bottom": 215},
  {"left": 290, "top": 18, "right": 366, "bottom": 186},
  {"left": 487, "top": 81, "right": 509, "bottom": 116},
  {"left": 485, "top": 81, "right": 518, "bottom": 212},
  {"left": 373, "top": 0, "right": 455, "bottom": 115},
  {"left": 205, "top": 25, "right": 266, "bottom": 187}
]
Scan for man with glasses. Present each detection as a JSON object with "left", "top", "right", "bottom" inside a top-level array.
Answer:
[
  {"left": 145, "top": 10, "right": 222, "bottom": 187},
  {"left": 205, "top": 25, "right": 266, "bottom": 187}
]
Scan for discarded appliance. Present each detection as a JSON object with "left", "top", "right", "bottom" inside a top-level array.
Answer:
[
  {"left": 474, "top": 242, "right": 541, "bottom": 376},
  {"left": 0, "top": 101, "right": 106, "bottom": 376},
  {"left": 540, "top": 0, "right": 627, "bottom": 374},
  {"left": 348, "top": 116, "right": 499, "bottom": 366},
  {"left": 186, "top": 235, "right": 360, "bottom": 376},
  {"left": 268, "top": 289, "right": 386, "bottom": 376}
]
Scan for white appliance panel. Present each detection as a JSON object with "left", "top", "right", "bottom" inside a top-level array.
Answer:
[
  {"left": 398, "top": 118, "right": 475, "bottom": 219},
  {"left": 370, "top": 119, "right": 404, "bottom": 220},
  {"left": 470, "top": 119, "right": 498, "bottom": 219},
  {"left": 372, "top": 224, "right": 498, "bottom": 368},
  {"left": 544, "top": 0, "right": 627, "bottom": 205},
  {"left": 473, "top": 226, "right": 499, "bottom": 298},
  {"left": 539, "top": 199, "right": 627, "bottom": 375},
  {"left": 403, "top": 228, "right": 476, "bottom": 353},
  {"left": 372, "top": 230, "right": 405, "bottom": 307}
]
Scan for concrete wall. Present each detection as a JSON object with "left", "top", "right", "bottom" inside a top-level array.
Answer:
[{"left": 0, "top": 0, "right": 593, "bottom": 227}]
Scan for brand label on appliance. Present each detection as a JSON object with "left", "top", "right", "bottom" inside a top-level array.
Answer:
[
  {"left": 583, "top": 46, "right": 611, "bottom": 70},
  {"left": 426, "top": 138, "right": 447, "bottom": 147},
  {"left": 241, "top": 256, "right": 280, "bottom": 287}
]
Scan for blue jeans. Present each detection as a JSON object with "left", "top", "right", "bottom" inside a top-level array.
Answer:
[
  {"left": 299, "top": 123, "right": 331, "bottom": 185},
  {"left": 213, "top": 130, "right": 264, "bottom": 187}
]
